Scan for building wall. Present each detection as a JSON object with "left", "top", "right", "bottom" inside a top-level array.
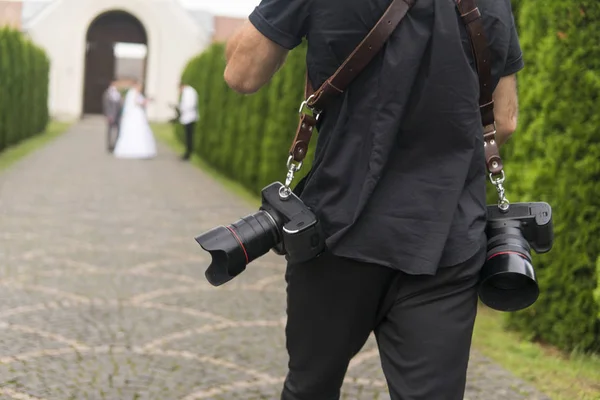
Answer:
[
  {"left": 0, "top": 1, "right": 22, "bottom": 29},
  {"left": 115, "top": 57, "right": 146, "bottom": 82},
  {"left": 212, "top": 15, "right": 246, "bottom": 43},
  {"left": 25, "top": 0, "right": 211, "bottom": 121}
]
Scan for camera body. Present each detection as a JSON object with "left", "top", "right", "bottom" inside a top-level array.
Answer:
[
  {"left": 261, "top": 182, "right": 326, "bottom": 263},
  {"left": 168, "top": 104, "right": 181, "bottom": 124},
  {"left": 479, "top": 201, "right": 554, "bottom": 312},
  {"left": 195, "top": 182, "right": 325, "bottom": 287},
  {"left": 486, "top": 201, "right": 553, "bottom": 254}
]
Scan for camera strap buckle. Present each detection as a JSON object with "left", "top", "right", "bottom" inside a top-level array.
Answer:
[
  {"left": 281, "top": 96, "right": 322, "bottom": 199},
  {"left": 280, "top": 155, "right": 303, "bottom": 199},
  {"left": 281, "top": 0, "right": 416, "bottom": 195},
  {"left": 483, "top": 123, "right": 503, "bottom": 174},
  {"left": 489, "top": 170, "right": 510, "bottom": 211},
  {"left": 288, "top": 96, "right": 320, "bottom": 165},
  {"left": 456, "top": 0, "right": 512, "bottom": 212}
]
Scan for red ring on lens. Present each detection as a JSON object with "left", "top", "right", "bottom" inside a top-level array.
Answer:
[
  {"left": 226, "top": 226, "right": 249, "bottom": 265},
  {"left": 487, "top": 251, "right": 527, "bottom": 261}
]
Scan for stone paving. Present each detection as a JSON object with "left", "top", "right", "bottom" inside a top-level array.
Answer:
[{"left": 0, "top": 117, "right": 551, "bottom": 400}]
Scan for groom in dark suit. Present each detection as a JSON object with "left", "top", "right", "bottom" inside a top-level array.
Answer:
[{"left": 102, "top": 80, "right": 123, "bottom": 152}]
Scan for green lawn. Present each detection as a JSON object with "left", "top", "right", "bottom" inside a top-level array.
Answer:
[
  {"left": 473, "top": 307, "right": 600, "bottom": 400},
  {"left": 0, "top": 121, "right": 73, "bottom": 171},
  {"left": 153, "top": 122, "right": 600, "bottom": 400}
]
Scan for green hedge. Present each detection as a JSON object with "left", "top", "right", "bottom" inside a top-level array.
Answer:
[
  {"left": 180, "top": 1, "right": 600, "bottom": 353},
  {"left": 179, "top": 43, "right": 315, "bottom": 195},
  {"left": 496, "top": 1, "right": 600, "bottom": 353},
  {"left": 0, "top": 27, "right": 49, "bottom": 152},
  {"left": 511, "top": 0, "right": 521, "bottom": 19}
]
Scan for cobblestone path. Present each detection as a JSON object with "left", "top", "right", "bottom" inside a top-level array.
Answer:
[{"left": 0, "top": 118, "right": 551, "bottom": 400}]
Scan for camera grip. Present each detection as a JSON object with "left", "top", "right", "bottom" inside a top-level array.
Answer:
[{"left": 283, "top": 220, "right": 326, "bottom": 264}]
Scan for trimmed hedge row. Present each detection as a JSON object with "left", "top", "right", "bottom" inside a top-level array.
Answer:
[
  {"left": 497, "top": 0, "right": 600, "bottom": 353},
  {"left": 179, "top": 1, "right": 600, "bottom": 353},
  {"left": 179, "top": 43, "right": 314, "bottom": 195},
  {"left": 0, "top": 27, "right": 50, "bottom": 152}
]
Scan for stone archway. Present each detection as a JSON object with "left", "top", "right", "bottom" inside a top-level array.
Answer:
[{"left": 82, "top": 11, "right": 147, "bottom": 115}]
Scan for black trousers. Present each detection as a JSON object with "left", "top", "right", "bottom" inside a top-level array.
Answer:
[
  {"left": 107, "top": 120, "right": 119, "bottom": 152},
  {"left": 183, "top": 122, "right": 195, "bottom": 159},
  {"left": 281, "top": 248, "right": 485, "bottom": 400}
]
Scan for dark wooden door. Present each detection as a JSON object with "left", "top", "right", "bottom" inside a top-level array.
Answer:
[{"left": 83, "top": 41, "right": 115, "bottom": 114}]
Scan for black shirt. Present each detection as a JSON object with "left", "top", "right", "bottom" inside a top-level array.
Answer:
[{"left": 249, "top": 0, "right": 524, "bottom": 275}]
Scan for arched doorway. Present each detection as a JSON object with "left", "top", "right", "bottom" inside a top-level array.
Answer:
[{"left": 83, "top": 11, "right": 148, "bottom": 115}]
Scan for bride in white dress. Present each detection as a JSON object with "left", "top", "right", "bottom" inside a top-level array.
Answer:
[{"left": 113, "top": 82, "right": 157, "bottom": 159}]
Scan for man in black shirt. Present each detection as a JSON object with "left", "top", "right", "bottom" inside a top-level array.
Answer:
[{"left": 224, "top": 0, "right": 523, "bottom": 399}]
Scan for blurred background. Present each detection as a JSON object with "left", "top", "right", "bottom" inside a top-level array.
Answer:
[{"left": 0, "top": 0, "right": 249, "bottom": 121}]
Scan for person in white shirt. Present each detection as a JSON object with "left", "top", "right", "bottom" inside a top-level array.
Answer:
[{"left": 178, "top": 82, "right": 199, "bottom": 160}]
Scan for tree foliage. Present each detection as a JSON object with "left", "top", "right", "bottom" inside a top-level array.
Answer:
[
  {"left": 496, "top": 1, "right": 600, "bottom": 353},
  {"left": 179, "top": 43, "right": 312, "bottom": 195},
  {"left": 0, "top": 28, "right": 50, "bottom": 152}
]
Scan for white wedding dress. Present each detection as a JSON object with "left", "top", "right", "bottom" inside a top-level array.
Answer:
[{"left": 113, "top": 89, "right": 157, "bottom": 159}]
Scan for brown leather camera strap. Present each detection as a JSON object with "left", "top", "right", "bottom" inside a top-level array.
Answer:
[
  {"left": 289, "top": 0, "right": 416, "bottom": 163},
  {"left": 289, "top": 0, "right": 504, "bottom": 178},
  {"left": 306, "top": 0, "right": 417, "bottom": 110},
  {"left": 455, "top": 0, "right": 503, "bottom": 175}
]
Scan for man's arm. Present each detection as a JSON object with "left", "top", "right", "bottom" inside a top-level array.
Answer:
[
  {"left": 493, "top": 74, "right": 519, "bottom": 147},
  {"left": 493, "top": 4, "right": 524, "bottom": 147},
  {"left": 224, "top": 21, "right": 289, "bottom": 94}
]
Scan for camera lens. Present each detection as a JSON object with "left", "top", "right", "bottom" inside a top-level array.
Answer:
[
  {"left": 478, "top": 223, "right": 539, "bottom": 312},
  {"left": 485, "top": 272, "right": 527, "bottom": 290},
  {"left": 195, "top": 211, "right": 281, "bottom": 286}
]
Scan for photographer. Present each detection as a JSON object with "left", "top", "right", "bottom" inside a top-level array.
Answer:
[
  {"left": 224, "top": 0, "right": 522, "bottom": 399},
  {"left": 177, "top": 82, "right": 199, "bottom": 161}
]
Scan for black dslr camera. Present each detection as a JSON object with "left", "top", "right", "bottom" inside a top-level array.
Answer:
[
  {"left": 195, "top": 182, "right": 326, "bottom": 286},
  {"left": 479, "top": 202, "right": 554, "bottom": 312},
  {"left": 168, "top": 104, "right": 181, "bottom": 124}
]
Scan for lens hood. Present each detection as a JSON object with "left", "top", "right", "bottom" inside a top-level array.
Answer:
[
  {"left": 478, "top": 251, "right": 539, "bottom": 312},
  {"left": 195, "top": 226, "right": 248, "bottom": 286}
]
